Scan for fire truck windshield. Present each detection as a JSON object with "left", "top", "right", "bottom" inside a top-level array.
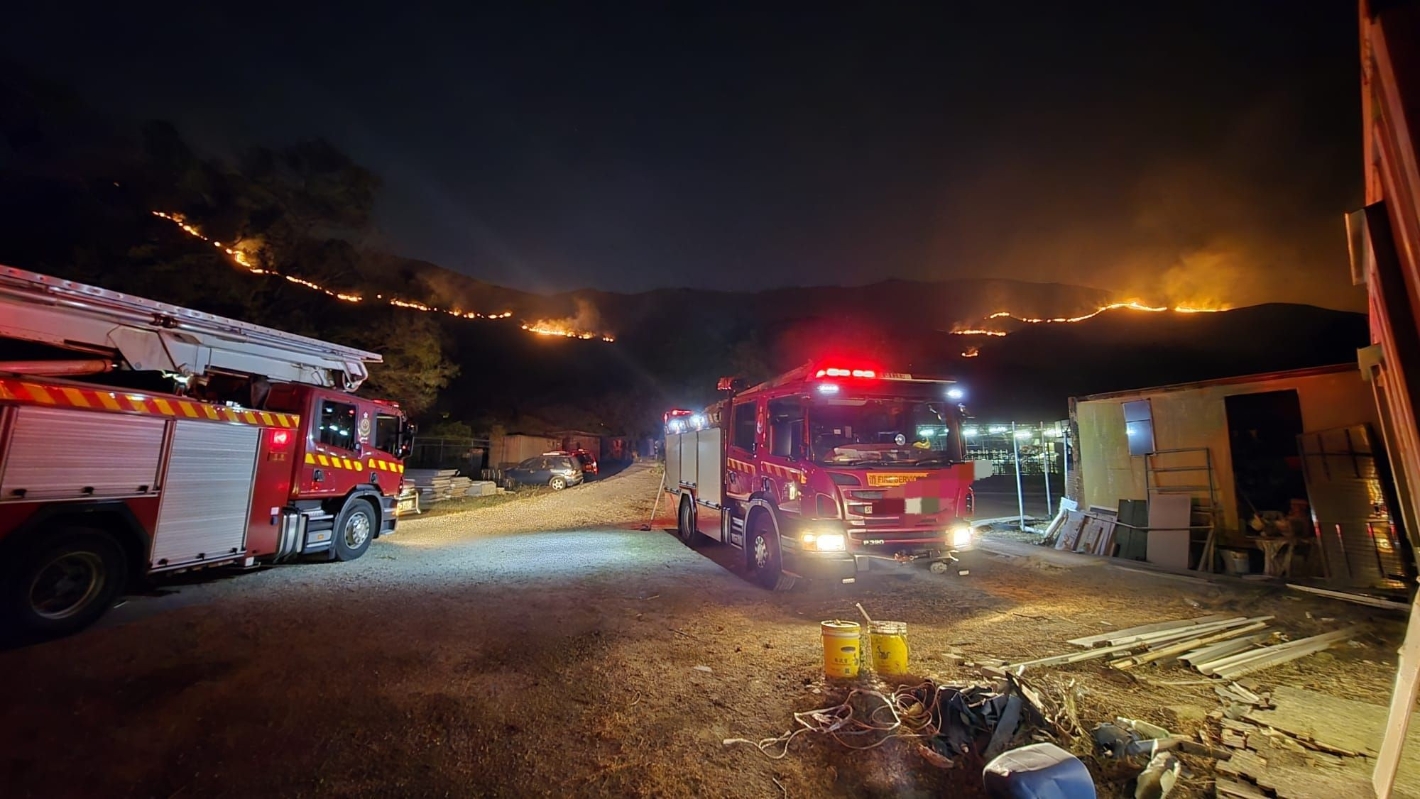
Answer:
[{"left": 808, "top": 397, "right": 957, "bottom": 466}]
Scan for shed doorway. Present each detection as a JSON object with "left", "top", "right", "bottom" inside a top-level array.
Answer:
[{"left": 1224, "top": 390, "right": 1310, "bottom": 535}]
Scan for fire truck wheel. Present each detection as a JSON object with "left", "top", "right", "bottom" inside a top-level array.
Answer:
[
  {"left": 3, "top": 528, "right": 126, "bottom": 637},
  {"left": 332, "top": 500, "right": 377, "bottom": 562},
  {"left": 677, "top": 496, "right": 702, "bottom": 546},
  {"left": 747, "top": 512, "right": 796, "bottom": 591}
]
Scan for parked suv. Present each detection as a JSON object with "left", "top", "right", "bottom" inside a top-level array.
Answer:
[{"left": 503, "top": 454, "right": 584, "bottom": 490}]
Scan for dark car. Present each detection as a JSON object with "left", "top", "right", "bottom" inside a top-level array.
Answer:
[{"left": 503, "top": 454, "right": 584, "bottom": 490}]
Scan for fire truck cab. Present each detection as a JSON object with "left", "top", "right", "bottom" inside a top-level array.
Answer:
[
  {"left": 664, "top": 362, "right": 984, "bottom": 590},
  {"left": 0, "top": 266, "right": 416, "bottom": 637}
]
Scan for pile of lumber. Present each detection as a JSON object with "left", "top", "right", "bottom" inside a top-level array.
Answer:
[
  {"left": 1208, "top": 685, "right": 1413, "bottom": 798},
  {"left": 1005, "top": 615, "right": 1357, "bottom": 679},
  {"left": 1041, "top": 501, "right": 1118, "bottom": 556},
  {"left": 464, "top": 480, "right": 497, "bottom": 497},
  {"left": 405, "top": 468, "right": 457, "bottom": 505}
]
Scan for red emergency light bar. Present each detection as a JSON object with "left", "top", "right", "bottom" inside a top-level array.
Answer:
[
  {"left": 814, "top": 367, "right": 877, "bottom": 379},
  {"left": 663, "top": 408, "right": 694, "bottom": 424}
]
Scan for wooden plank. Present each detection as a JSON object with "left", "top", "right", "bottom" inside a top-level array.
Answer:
[
  {"left": 1014, "top": 617, "right": 1266, "bottom": 671},
  {"left": 1180, "top": 634, "right": 1268, "bottom": 668},
  {"left": 1378, "top": 586, "right": 1420, "bottom": 799},
  {"left": 1093, "top": 513, "right": 1119, "bottom": 556},
  {"left": 1067, "top": 614, "right": 1229, "bottom": 648},
  {"left": 1215, "top": 777, "right": 1268, "bottom": 799},
  {"left": 1076, "top": 516, "right": 1103, "bottom": 552},
  {"left": 1245, "top": 685, "right": 1420, "bottom": 762},
  {"left": 1209, "top": 629, "right": 1358, "bottom": 680},
  {"left": 1287, "top": 583, "right": 1409, "bottom": 611},
  {"left": 1113, "top": 621, "right": 1270, "bottom": 670},
  {"left": 1055, "top": 511, "right": 1087, "bottom": 551}
]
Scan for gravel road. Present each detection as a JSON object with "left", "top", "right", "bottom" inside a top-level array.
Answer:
[{"left": 0, "top": 463, "right": 1403, "bottom": 798}]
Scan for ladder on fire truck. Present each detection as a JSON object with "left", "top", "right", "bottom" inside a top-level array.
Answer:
[{"left": 0, "top": 265, "right": 379, "bottom": 390}]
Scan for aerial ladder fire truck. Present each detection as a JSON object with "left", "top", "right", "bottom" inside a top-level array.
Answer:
[
  {"left": 0, "top": 266, "right": 417, "bottom": 636},
  {"left": 663, "top": 362, "right": 987, "bottom": 590}
]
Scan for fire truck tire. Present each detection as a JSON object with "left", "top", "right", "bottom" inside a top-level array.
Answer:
[
  {"left": 331, "top": 499, "right": 377, "bottom": 562},
  {"left": 1, "top": 528, "right": 126, "bottom": 638},
  {"left": 747, "top": 512, "right": 796, "bottom": 591},
  {"left": 677, "top": 496, "right": 703, "bottom": 546}
]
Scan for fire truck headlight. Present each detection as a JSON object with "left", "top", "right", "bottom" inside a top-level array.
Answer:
[
  {"left": 947, "top": 387, "right": 965, "bottom": 400},
  {"left": 950, "top": 523, "right": 974, "bottom": 549},
  {"left": 802, "top": 532, "right": 846, "bottom": 552}
]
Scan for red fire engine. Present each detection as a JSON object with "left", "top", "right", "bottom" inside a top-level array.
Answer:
[
  {"left": 0, "top": 266, "right": 417, "bottom": 636},
  {"left": 663, "top": 362, "right": 986, "bottom": 589}
]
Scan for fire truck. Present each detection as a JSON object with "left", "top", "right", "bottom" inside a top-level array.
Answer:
[
  {"left": 663, "top": 362, "right": 987, "bottom": 589},
  {"left": 0, "top": 266, "right": 417, "bottom": 636}
]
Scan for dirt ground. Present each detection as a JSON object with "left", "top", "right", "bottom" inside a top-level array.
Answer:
[{"left": 0, "top": 463, "right": 1407, "bottom": 798}]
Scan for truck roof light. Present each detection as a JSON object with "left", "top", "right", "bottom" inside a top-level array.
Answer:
[{"left": 814, "top": 367, "right": 877, "bottom": 379}]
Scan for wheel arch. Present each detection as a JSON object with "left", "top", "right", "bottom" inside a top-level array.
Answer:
[
  {"left": 743, "top": 498, "right": 781, "bottom": 561},
  {"left": 0, "top": 502, "right": 149, "bottom": 584},
  {"left": 327, "top": 487, "right": 388, "bottom": 537}
]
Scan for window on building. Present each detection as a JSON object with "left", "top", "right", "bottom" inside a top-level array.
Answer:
[
  {"left": 767, "top": 398, "right": 804, "bottom": 458},
  {"left": 1122, "top": 400, "right": 1154, "bottom": 457},
  {"left": 319, "top": 401, "right": 358, "bottom": 450},
  {"left": 732, "top": 401, "right": 757, "bottom": 452}
]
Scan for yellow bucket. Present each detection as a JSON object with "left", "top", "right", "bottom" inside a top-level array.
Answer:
[
  {"left": 869, "top": 621, "right": 909, "bottom": 676},
  {"left": 820, "top": 620, "right": 862, "bottom": 678}
]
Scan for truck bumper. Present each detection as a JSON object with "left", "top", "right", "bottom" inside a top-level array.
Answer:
[
  {"left": 781, "top": 549, "right": 859, "bottom": 582},
  {"left": 782, "top": 543, "right": 970, "bottom": 581}
]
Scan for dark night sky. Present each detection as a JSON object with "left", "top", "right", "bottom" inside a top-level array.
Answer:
[{"left": 6, "top": 2, "right": 1367, "bottom": 310}]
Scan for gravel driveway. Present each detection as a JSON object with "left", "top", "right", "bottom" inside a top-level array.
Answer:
[{"left": 0, "top": 463, "right": 1402, "bottom": 798}]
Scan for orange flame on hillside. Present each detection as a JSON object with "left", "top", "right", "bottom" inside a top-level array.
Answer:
[
  {"left": 152, "top": 211, "right": 612, "bottom": 342},
  {"left": 954, "top": 299, "right": 1230, "bottom": 337},
  {"left": 522, "top": 322, "right": 616, "bottom": 342}
]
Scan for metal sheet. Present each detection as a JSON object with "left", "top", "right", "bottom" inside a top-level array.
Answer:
[
  {"left": 697, "top": 428, "right": 722, "bottom": 505},
  {"left": 679, "top": 431, "right": 697, "bottom": 487},
  {"left": 1146, "top": 494, "right": 1192, "bottom": 569},
  {"left": 664, "top": 432, "right": 682, "bottom": 489},
  {"left": 1298, "top": 425, "right": 1408, "bottom": 590},
  {"left": 0, "top": 406, "right": 165, "bottom": 500},
  {"left": 152, "top": 421, "right": 258, "bottom": 569}
]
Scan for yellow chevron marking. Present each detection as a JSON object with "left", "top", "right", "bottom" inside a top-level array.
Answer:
[
  {"left": 61, "top": 387, "right": 91, "bottom": 407},
  {"left": 25, "top": 384, "right": 56, "bottom": 404}
]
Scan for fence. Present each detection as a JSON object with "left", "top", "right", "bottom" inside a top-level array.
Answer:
[
  {"left": 407, "top": 437, "right": 490, "bottom": 473},
  {"left": 964, "top": 422, "right": 1068, "bottom": 477}
]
